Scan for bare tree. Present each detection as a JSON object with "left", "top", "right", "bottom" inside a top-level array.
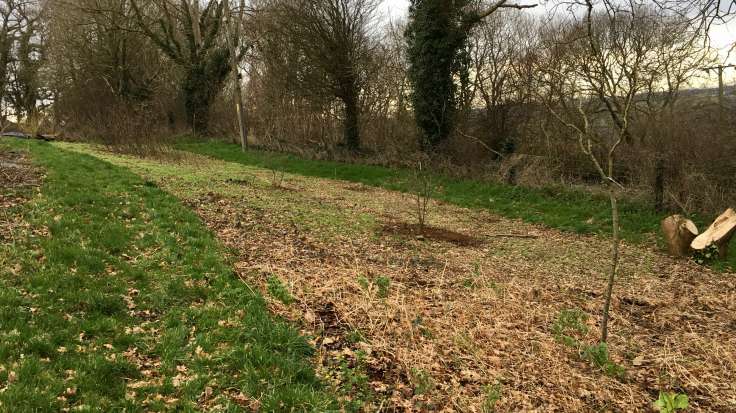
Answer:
[
  {"left": 360, "top": 19, "right": 415, "bottom": 152},
  {"left": 48, "top": 0, "right": 161, "bottom": 102},
  {"left": 45, "top": 0, "right": 172, "bottom": 135},
  {"left": 6, "top": 0, "right": 47, "bottom": 121},
  {"left": 0, "top": 2, "right": 17, "bottom": 122},
  {"left": 465, "top": 11, "right": 535, "bottom": 155},
  {"left": 655, "top": 0, "right": 736, "bottom": 35},
  {"left": 275, "top": 0, "right": 379, "bottom": 152},
  {"left": 634, "top": 10, "right": 714, "bottom": 211},
  {"left": 538, "top": 0, "right": 702, "bottom": 343}
]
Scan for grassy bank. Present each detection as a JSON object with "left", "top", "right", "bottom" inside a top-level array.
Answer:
[
  {"left": 0, "top": 140, "right": 336, "bottom": 411},
  {"left": 179, "top": 140, "right": 734, "bottom": 270}
]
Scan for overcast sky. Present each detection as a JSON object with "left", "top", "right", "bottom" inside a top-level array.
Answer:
[
  {"left": 380, "top": 0, "right": 736, "bottom": 84},
  {"left": 380, "top": 0, "right": 410, "bottom": 20}
]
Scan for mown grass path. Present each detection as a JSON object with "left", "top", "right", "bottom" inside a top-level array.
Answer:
[
  {"left": 0, "top": 141, "right": 335, "bottom": 412},
  {"left": 179, "top": 141, "right": 734, "bottom": 271}
]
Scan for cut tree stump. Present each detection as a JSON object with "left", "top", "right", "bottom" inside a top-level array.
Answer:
[
  {"left": 691, "top": 208, "right": 736, "bottom": 259},
  {"left": 661, "top": 215, "right": 699, "bottom": 257}
]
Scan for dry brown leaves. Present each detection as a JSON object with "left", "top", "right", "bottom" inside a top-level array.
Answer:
[
  {"left": 87, "top": 150, "right": 736, "bottom": 412},
  {"left": 0, "top": 147, "right": 41, "bottom": 188},
  {"left": 0, "top": 147, "right": 42, "bottom": 242}
]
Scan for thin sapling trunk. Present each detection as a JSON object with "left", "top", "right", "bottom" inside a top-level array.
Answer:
[{"left": 600, "top": 186, "right": 620, "bottom": 343}]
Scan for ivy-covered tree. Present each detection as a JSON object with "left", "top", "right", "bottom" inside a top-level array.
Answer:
[
  {"left": 405, "top": 0, "right": 467, "bottom": 149},
  {"left": 405, "top": 0, "right": 535, "bottom": 149},
  {"left": 132, "top": 0, "right": 233, "bottom": 135}
]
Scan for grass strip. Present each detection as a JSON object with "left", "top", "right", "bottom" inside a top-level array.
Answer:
[{"left": 0, "top": 140, "right": 336, "bottom": 412}]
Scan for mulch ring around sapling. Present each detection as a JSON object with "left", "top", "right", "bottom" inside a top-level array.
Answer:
[{"left": 381, "top": 222, "right": 485, "bottom": 247}]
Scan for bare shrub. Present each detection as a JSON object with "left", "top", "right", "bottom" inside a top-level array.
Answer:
[
  {"left": 15, "top": 112, "right": 51, "bottom": 137},
  {"left": 269, "top": 168, "right": 285, "bottom": 188},
  {"left": 408, "top": 156, "right": 436, "bottom": 232},
  {"left": 208, "top": 94, "right": 240, "bottom": 143},
  {"left": 497, "top": 154, "right": 557, "bottom": 187},
  {"left": 74, "top": 101, "right": 174, "bottom": 157}
]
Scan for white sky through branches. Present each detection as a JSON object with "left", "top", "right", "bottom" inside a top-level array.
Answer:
[{"left": 381, "top": 0, "right": 736, "bottom": 86}]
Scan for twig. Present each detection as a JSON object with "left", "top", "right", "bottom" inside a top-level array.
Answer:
[
  {"left": 456, "top": 129, "right": 506, "bottom": 159},
  {"left": 487, "top": 233, "right": 539, "bottom": 239},
  {"left": 0, "top": 170, "right": 13, "bottom": 182},
  {"left": 666, "top": 189, "right": 691, "bottom": 216}
]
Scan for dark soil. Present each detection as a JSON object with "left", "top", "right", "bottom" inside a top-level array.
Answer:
[{"left": 381, "top": 222, "right": 484, "bottom": 247}]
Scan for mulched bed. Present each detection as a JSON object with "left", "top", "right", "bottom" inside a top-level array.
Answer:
[
  {"left": 84, "top": 149, "right": 736, "bottom": 412},
  {"left": 0, "top": 148, "right": 42, "bottom": 242},
  {"left": 382, "top": 222, "right": 485, "bottom": 247},
  {"left": 0, "top": 149, "right": 40, "bottom": 188},
  {"left": 190, "top": 177, "right": 736, "bottom": 412}
]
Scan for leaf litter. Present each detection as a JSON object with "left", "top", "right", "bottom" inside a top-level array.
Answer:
[
  {"left": 0, "top": 147, "right": 42, "bottom": 243},
  {"left": 77, "top": 147, "right": 736, "bottom": 412}
]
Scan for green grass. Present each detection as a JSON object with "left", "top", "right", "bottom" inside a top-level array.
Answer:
[
  {"left": 0, "top": 140, "right": 336, "bottom": 412},
  {"left": 178, "top": 140, "right": 735, "bottom": 271}
]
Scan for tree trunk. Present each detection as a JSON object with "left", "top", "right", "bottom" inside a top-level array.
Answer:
[
  {"left": 600, "top": 188, "right": 620, "bottom": 343},
  {"left": 654, "top": 158, "right": 665, "bottom": 212},
  {"left": 224, "top": 0, "right": 248, "bottom": 152},
  {"left": 691, "top": 208, "right": 736, "bottom": 259},
  {"left": 661, "top": 214, "right": 699, "bottom": 257},
  {"left": 342, "top": 90, "right": 360, "bottom": 151},
  {"left": 234, "top": 78, "right": 248, "bottom": 152},
  {"left": 186, "top": 99, "right": 211, "bottom": 136},
  {"left": 0, "top": 26, "right": 11, "bottom": 115},
  {"left": 183, "top": 67, "right": 213, "bottom": 136}
]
